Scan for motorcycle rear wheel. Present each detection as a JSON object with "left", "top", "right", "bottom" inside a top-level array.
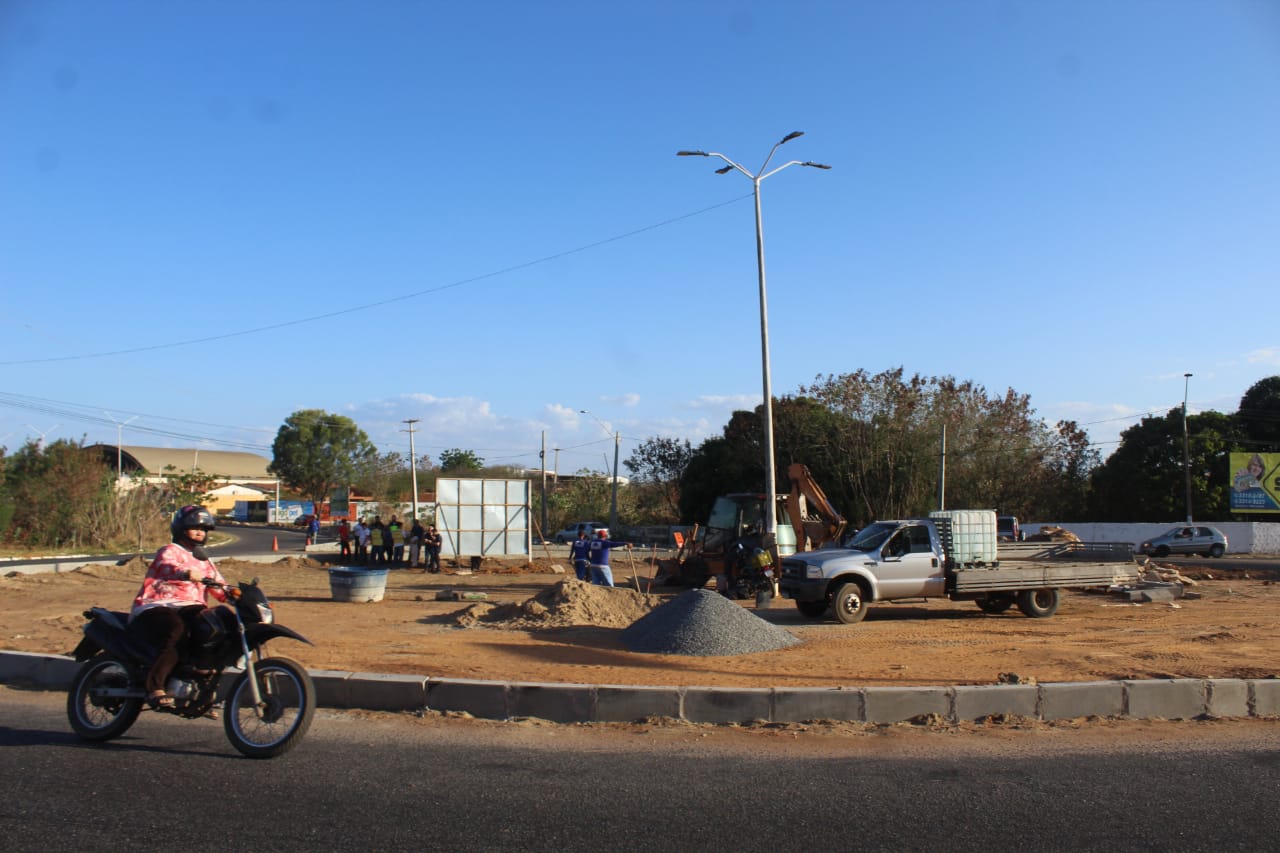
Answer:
[
  {"left": 223, "top": 656, "right": 315, "bottom": 759},
  {"left": 67, "top": 654, "right": 143, "bottom": 742}
]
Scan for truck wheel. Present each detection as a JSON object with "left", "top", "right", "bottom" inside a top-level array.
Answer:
[
  {"left": 1209, "top": 544, "right": 1224, "bottom": 558},
  {"left": 976, "top": 593, "right": 1015, "bottom": 614},
  {"left": 795, "top": 600, "right": 828, "bottom": 619},
  {"left": 832, "top": 581, "right": 868, "bottom": 625},
  {"left": 1016, "top": 588, "right": 1060, "bottom": 618}
]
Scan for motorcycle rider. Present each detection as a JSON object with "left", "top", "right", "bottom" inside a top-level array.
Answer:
[{"left": 128, "top": 505, "right": 229, "bottom": 709}]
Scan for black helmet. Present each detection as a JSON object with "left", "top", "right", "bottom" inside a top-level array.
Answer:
[{"left": 171, "top": 505, "right": 216, "bottom": 540}]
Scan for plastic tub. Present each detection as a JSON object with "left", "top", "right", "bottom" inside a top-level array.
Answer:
[{"left": 327, "top": 567, "right": 389, "bottom": 603}]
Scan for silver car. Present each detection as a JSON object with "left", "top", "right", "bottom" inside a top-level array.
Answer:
[{"left": 1139, "top": 525, "right": 1228, "bottom": 558}]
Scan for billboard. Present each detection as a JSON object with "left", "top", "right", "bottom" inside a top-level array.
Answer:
[{"left": 1229, "top": 452, "right": 1280, "bottom": 513}]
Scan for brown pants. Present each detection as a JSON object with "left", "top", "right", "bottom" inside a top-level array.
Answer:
[{"left": 131, "top": 605, "right": 201, "bottom": 694}]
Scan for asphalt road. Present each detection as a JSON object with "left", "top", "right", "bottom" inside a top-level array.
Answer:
[
  {"left": 0, "top": 523, "right": 310, "bottom": 569},
  {"left": 3, "top": 688, "right": 1278, "bottom": 851},
  {"left": 213, "top": 522, "right": 309, "bottom": 557}
]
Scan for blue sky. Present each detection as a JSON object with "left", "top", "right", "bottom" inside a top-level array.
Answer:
[{"left": 1, "top": 1, "right": 1277, "bottom": 477}]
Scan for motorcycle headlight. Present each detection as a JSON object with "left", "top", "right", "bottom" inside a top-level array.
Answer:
[{"left": 257, "top": 604, "right": 274, "bottom": 624}]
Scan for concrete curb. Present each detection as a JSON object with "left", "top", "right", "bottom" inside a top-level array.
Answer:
[{"left": 5, "top": 650, "right": 1276, "bottom": 725}]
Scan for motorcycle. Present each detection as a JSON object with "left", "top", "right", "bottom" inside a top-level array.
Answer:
[
  {"left": 723, "top": 540, "right": 778, "bottom": 607},
  {"left": 67, "top": 577, "right": 316, "bottom": 759}
]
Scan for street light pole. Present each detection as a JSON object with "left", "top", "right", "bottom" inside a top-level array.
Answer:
[
  {"left": 1183, "top": 373, "right": 1193, "bottom": 524},
  {"left": 104, "top": 411, "right": 138, "bottom": 481},
  {"left": 678, "top": 132, "right": 830, "bottom": 544},
  {"left": 580, "top": 409, "right": 620, "bottom": 530},
  {"left": 402, "top": 419, "right": 420, "bottom": 523}
]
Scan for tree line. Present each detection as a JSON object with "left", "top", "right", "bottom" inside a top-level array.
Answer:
[{"left": 4, "top": 375, "right": 1279, "bottom": 551}]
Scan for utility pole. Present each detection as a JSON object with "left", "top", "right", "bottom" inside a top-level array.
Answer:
[
  {"left": 938, "top": 423, "right": 947, "bottom": 511},
  {"left": 403, "top": 419, "right": 420, "bottom": 523},
  {"left": 540, "top": 431, "right": 548, "bottom": 542}
]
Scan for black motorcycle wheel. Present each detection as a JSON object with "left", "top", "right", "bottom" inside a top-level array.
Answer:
[
  {"left": 67, "top": 654, "right": 143, "bottom": 742},
  {"left": 223, "top": 656, "right": 315, "bottom": 759}
]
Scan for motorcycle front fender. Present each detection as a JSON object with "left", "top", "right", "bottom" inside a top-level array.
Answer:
[{"left": 245, "top": 623, "right": 312, "bottom": 649}]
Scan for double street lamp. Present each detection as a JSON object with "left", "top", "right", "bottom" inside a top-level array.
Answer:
[
  {"left": 580, "top": 409, "right": 620, "bottom": 530},
  {"left": 678, "top": 132, "right": 830, "bottom": 544}
]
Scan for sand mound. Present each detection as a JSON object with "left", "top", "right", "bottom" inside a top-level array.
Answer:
[
  {"left": 455, "top": 578, "right": 658, "bottom": 629},
  {"left": 619, "top": 589, "right": 801, "bottom": 657}
]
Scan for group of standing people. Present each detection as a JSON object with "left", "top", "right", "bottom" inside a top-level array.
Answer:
[
  {"left": 337, "top": 516, "right": 442, "bottom": 571},
  {"left": 567, "top": 524, "right": 631, "bottom": 587}
]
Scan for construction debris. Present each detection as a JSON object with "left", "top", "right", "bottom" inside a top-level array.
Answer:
[
  {"left": 435, "top": 589, "right": 489, "bottom": 601},
  {"left": 1024, "top": 526, "right": 1081, "bottom": 543}
]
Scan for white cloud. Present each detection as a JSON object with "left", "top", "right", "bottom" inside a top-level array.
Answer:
[
  {"left": 1246, "top": 347, "right": 1280, "bottom": 366},
  {"left": 687, "top": 393, "right": 759, "bottom": 411}
]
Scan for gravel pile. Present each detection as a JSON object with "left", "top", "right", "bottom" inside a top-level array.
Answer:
[{"left": 619, "top": 588, "right": 801, "bottom": 656}]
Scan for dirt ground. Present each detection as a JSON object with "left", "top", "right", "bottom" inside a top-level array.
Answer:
[{"left": 4, "top": 552, "right": 1279, "bottom": 688}]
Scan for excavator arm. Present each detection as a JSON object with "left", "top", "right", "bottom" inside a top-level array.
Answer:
[{"left": 786, "top": 463, "right": 846, "bottom": 552}]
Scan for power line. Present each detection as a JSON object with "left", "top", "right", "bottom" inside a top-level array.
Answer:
[{"left": 0, "top": 194, "right": 752, "bottom": 367}]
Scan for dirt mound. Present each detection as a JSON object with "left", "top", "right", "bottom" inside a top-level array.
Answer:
[
  {"left": 218, "top": 556, "right": 327, "bottom": 573},
  {"left": 454, "top": 578, "right": 657, "bottom": 629}
]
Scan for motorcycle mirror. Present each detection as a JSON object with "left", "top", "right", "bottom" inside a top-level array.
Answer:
[{"left": 251, "top": 576, "right": 260, "bottom": 586}]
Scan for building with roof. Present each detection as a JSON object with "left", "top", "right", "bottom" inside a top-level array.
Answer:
[{"left": 88, "top": 444, "right": 277, "bottom": 513}]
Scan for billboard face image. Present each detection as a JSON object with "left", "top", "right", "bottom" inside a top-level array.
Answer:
[{"left": 1230, "top": 452, "right": 1280, "bottom": 512}]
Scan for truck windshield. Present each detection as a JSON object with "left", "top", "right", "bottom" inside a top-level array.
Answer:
[{"left": 844, "top": 522, "right": 897, "bottom": 552}]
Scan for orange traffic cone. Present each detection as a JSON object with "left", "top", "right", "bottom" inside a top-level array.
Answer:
[{"left": 272, "top": 536, "right": 279, "bottom": 552}]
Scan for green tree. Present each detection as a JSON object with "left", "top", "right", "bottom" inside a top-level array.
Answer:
[
  {"left": 3, "top": 438, "right": 114, "bottom": 548},
  {"left": 352, "top": 450, "right": 406, "bottom": 501},
  {"left": 439, "top": 448, "right": 484, "bottom": 473},
  {"left": 1087, "top": 409, "right": 1235, "bottom": 522},
  {"left": 1236, "top": 376, "right": 1280, "bottom": 452},
  {"left": 269, "top": 410, "right": 377, "bottom": 505},
  {"left": 673, "top": 368, "right": 1099, "bottom": 527},
  {"left": 623, "top": 436, "right": 693, "bottom": 521}
]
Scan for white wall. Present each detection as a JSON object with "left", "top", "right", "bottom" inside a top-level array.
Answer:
[{"left": 1026, "top": 521, "right": 1280, "bottom": 554}]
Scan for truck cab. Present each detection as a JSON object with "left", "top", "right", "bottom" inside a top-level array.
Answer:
[{"left": 781, "top": 519, "right": 946, "bottom": 620}]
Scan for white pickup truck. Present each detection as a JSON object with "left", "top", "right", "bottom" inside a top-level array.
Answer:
[{"left": 778, "top": 510, "right": 1139, "bottom": 625}]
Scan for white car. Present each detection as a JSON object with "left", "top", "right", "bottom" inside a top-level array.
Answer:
[{"left": 554, "top": 521, "right": 606, "bottom": 543}]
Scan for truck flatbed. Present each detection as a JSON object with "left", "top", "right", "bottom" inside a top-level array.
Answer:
[{"left": 951, "top": 541, "right": 1139, "bottom": 593}]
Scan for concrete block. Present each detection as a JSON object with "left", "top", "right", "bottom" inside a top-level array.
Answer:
[
  {"left": 1250, "top": 679, "right": 1280, "bottom": 717},
  {"left": 508, "top": 681, "right": 595, "bottom": 723},
  {"left": 309, "top": 670, "right": 354, "bottom": 708},
  {"left": 595, "top": 684, "right": 681, "bottom": 722},
  {"left": 1129, "top": 586, "right": 1178, "bottom": 603},
  {"left": 345, "top": 672, "right": 427, "bottom": 712},
  {"left": 682, "top": 686, "right": 772, "bottom": 724},
  {"left": 1125, "top": 678, "right": 1206, "bottom": 720},
  {"left": 953, "top": 684, "right": 1038, "bottom": 720},
  {"left": 862, "top": 687, "right": 950, "bottom": 723},
  {"left": 1206, "top": 679, "right": 1250, "bottom": 718},
  {"left": 0, "top": 651, "right": 78, "bottom": 689},
  {"left": 426, "top": 678, "right": 509, "bottom": 719},
  {"left": 1039, "top": 681, "right": 1124, "bottom": 720},
  {"left": 770, "top": 687, "right": 864, "bottom": 723}
]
